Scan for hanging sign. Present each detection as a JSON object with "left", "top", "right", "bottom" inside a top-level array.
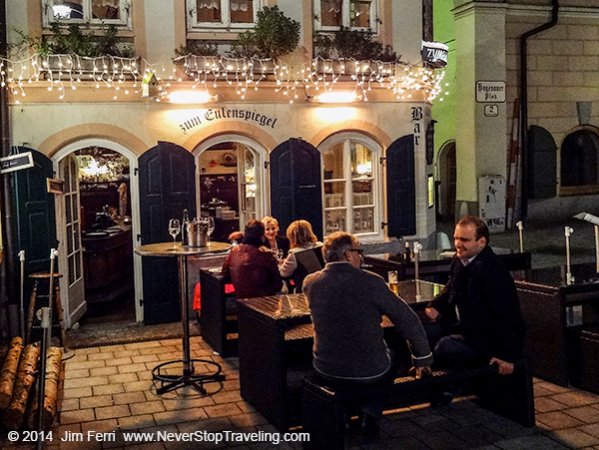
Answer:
[
  {"left": 0, "top": 152, "right": 34, "bottom": 174},
  {"left": 421, "top": 41, "right": 448, "bottom": 68},
  {"left": 47, "top": 178, "right": 65, "bottom": 194}
]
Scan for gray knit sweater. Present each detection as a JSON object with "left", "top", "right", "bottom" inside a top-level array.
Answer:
[{"left": 303, "top": 262, "right": 433, "bottom": 382}]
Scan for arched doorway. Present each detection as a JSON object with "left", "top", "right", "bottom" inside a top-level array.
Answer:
[
  {"left": 437, "top": 141, "right": 456, "bottom": 221},
  {"left": 52, "top": 139, "right": 141, "bottom": 326},
  {"left": 194, "top": 134, "right": 268, "bottom": 236},
  {"left": 560, "top": 128, "right": 599, "bottom": 193}
]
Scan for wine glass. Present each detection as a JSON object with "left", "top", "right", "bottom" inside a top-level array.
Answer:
[
  {"left": 207, "top": 216, "right": 215, "bottom": 244},
  {"left": 168, "top": 219, "right": 181, "bottom": 248}
]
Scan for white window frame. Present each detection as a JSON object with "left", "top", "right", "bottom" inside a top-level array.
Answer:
[
  {"left": 187, "top": 0, "right": 262, "bottom": 31},
  {"left": 320, "top": 133, "right": 383, "bottom": 241},
  {"left": 43, "top": 0, "right": 131, "bottom": 28},
  {"left": 314, "top": 0, "right": 378, "bottom": 33}
]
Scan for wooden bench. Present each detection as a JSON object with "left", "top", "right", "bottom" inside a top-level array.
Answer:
[{"left": 302, "top": 362, "right": 535, "bottom": 450}]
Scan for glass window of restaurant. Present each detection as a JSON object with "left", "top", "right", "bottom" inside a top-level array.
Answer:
[
  {"left": 321, "top": 134, "right": 382, "bottom": 239},
  {"left": 187, "top": 0, "right": 260, "bottom": 30},
  {"left": 315, "top": 0, "right": 378, "bottom": 32},
  {"left": 43, "top": 0, "right": 130, "bottom": 27}
]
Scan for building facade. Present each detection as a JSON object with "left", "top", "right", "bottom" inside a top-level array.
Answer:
[
  {"left": 2, "top": 1, "right": 442, "bottom": 326},
  {"left": 433, "top": 0, "right": 599, "bottom": 224}
]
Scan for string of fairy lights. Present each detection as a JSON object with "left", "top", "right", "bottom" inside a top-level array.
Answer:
[{"left": 0, "top": 53, "right": 447, "bottom": 104}]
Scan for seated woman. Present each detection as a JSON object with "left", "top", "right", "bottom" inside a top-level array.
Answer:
[
  {"left": 279, "top": 220, "right": 322, "bottom": 293},
  {"left": 222, "top": 220, "right": 282, "bottom": 299},
  {"left": 262, "top": 216, "right": 290, "bottom": 260}
]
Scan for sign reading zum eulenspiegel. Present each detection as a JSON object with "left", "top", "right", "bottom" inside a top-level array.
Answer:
[
  {"left": 179, "top": 107, "right": 278, "bottom": 133},
  {"left": 475, "top": 81, "right": 506, "bottom": 103}
]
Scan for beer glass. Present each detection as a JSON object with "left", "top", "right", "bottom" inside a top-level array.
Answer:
[{"left": 388, "top": 270, "right": 399, "bottom": 295}]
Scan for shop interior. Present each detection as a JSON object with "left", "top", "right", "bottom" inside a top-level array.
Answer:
[{"left": 75, "top": 147, "right": 134, "bottom": 323}]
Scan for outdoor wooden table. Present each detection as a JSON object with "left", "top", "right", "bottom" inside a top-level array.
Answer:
[
  {"left": 236, "top": 279, "right": 444, "bottom": 430},
  {"left": 135, "top": 241, "right": 230, "bottom": 394}
]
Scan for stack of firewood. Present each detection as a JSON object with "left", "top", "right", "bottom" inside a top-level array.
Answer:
[{"left": 0, "top": 337, "right": 63, "bottom": 430}]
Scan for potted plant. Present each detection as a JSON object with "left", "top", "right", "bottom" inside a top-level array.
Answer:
[
  {"left": 229, "top": 5, "right": 300, "bottom": 65},
  {"left": 313, "top": 27, "right": 399, "bottom": 75}
]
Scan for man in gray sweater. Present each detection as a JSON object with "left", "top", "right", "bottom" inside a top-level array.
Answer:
[{"left": 303, "top": 231, "right": 433, "bottom": 383}]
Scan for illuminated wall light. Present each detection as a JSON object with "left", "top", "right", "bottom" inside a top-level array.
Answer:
[{"left": 312, "top": 91, "right": 360, "bottom": 104}]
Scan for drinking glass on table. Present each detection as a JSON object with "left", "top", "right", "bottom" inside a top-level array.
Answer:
[
  {"left": 207, "top": 216, "right": 215, "bottom": 244},
  {"left": 388, "top": 270, "right": 399, "bottom": 295},
  {"left": 168, "top": 219, "right": 181, "bottom": 248}
]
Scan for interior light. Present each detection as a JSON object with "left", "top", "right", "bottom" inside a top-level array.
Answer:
[
  {"left": 167, "top": 90, "right": 216, "bottom": 104},
  {"left": 312, "top": 91, "right": 360, "bottom": 104}
]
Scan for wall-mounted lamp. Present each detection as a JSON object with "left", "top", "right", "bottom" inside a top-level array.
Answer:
[
  {"left": 167, "top": 90, "right": 217, "bottom": 104},
  {"left": 310, "top": 91, "right": 361, "bottom": 104}
]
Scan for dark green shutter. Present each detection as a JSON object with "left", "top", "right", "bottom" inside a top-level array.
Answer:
[{"left": 386, "top": 135, "right": 416, "bottom": 237}]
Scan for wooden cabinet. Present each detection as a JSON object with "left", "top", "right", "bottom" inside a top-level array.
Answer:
[{"left": 82, "top": 228, "right": 133, "bottom": 303}]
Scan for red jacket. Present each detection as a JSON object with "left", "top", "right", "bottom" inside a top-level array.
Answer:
[{"left": 222, "top": 243, "right": 283, "bottom": 299}]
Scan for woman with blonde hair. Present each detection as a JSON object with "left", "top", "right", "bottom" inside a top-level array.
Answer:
[
  {"left": 279, "top": 219, "right": 322, "bottom": 292},
  {"left": 261, "top": 216, "right": 290, "bottom": 260}
]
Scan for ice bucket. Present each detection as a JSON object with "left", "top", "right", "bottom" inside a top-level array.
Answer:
[{"left": 187, "top": 219, "right": 209, "bottom": 247}]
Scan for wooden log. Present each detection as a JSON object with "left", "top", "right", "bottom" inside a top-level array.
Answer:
[
  {"left": 0, "top": 336, "right": 24, "bottom": 410},
  {"left": 27, "top": 347, "right": 63, "bottom": 429},
  {"left": 2, "top": 342, "right": 40, "bottom": 430}
]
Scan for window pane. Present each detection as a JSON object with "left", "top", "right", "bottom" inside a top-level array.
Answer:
[
  {"left": 352, "top": 207, "right": 374, "bottom": 233},
  {"left": 197, "top": 0, "right": 222, "bottom": 22},
  {"left": 325, "top": 209, "right": 346, "bottom": 234},
  {"left": 67, "top": 225, "right": 73, "bottom": 254},
  {"left": 92, "top": 0, "right": 120, "bottom": 20},
  {"left": 323, "top": 143, "right": 344, "bottom": 179},
  {"left": 51, "top": 0, "right": 84, "bottom": 20},
  {"left": 65, "top": 195, "right": 72, "bottom": 223},
  {"left": 75, "top": 252, "right": 82, "bottom": 280},
  {"left": 324, "top": 181, "right": 345, "bottom": 208},
  {"left": 351, "top": 142, "right": 372, "bottom": 177},
  {"left": 321, "top": 0, "right": 342, "bottom": 27},
  {"left": 350, "top": 0, "right": 371, "bottom": 28},
  {"left": 231, "top": 0, "right": 253, "bottom": 24},
  {"left": 352, "top": 180, "right": 373, "bottom": 205},
  {"left": 68, "top": 255, "right": 75, "bottom": 284}
]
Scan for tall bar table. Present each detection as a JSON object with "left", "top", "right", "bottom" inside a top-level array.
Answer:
[{"left": 135, "top": 241, "right": 230, "bottom": 394}]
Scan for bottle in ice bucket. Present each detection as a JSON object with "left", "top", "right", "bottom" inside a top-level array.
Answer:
[{"left": 402, "top": 241, "right": 412, "bottom": 262}]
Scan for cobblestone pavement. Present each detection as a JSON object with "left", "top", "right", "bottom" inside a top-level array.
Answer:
[{"left": 1, "top": 336, "right": 599, "bottom": 449}]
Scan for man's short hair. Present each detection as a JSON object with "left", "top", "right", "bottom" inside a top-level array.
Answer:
[
  {"left": 457, "top": 215, "right": 490, "bottom": 243},
  {"left": 244, "top": 220, "right": 265, "bottom": 240},
  {"left": 322, "top": 231, "right": 360, "bottom": 262}
]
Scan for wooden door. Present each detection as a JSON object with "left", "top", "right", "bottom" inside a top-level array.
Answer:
[
  {"left": 139, "top": 142, "right": 196, "bottom": 324},
  {"left": 11, "top": 148, "right": 58, "bottom": 303},
  {"left": 58, "top": 155, "right": 86, "bottom": 326},
  {"left": 386, "top": 135, "right": 416, "bottom": 238},
  {"left": 270, "top": 139, "right": 323, "bottom": 239}
]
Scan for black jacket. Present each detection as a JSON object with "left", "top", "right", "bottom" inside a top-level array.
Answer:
[{"left": 429, "top": 246, "right": 525, "bottom": 362}]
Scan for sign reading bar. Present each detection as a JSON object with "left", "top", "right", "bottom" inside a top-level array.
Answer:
[
  {"left": 476, "top": 81, "right": 506, "bottom": 103},
  {"left": 0, "top": 152, "right": 34, "bottom": 174}
]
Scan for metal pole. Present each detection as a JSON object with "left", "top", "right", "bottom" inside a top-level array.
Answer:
[
  {"left": 516, "top": 221, "right": 524, "bottom": 253},
  {"left": 413, "top": 241, "right": 422, "bottom": 302},
  {"left": 18, "top": 250, "right": 25, "bottom": 337},
  {"left": 36, "top": 307, "right": 50, "bottom": 450},
  {"left": 564, "top": 227, "right": 573, "bottom": 286},
  {"left": 594, "top": 225, "right": 599, "bottom": 275}
]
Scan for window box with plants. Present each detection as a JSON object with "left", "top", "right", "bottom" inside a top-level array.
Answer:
[
  {"left": 312, "top": 27, "right": 399, "bottom": 77},
  {"left": 175, "top": 5, "right": 299, "bottom": 80},
  {"left": 13, "top": 22, "right": 139, "bottom": 81}
]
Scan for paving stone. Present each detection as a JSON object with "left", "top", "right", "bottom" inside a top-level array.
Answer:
[
  {"left": 113, "top": 391, "right": 147, "bottom": 405},
  {"left": 59, "top": 398, "right": 80, "bottom": 412},
  {"left": 65, "top": 360, "right": 106, "bottom": 370},
  {"left": 494, "top": 434, "right": 571, "bottom": 449},
  {"left": 564, "top": 406, "right": 599, "bottom": 423},
  {"left": 203, "top": 403, "right": 243, "bottom": 418},
  {"left": 62, "top": 386, "right": 93, "bottom": 399},
  {"left": 112, "top": 349, "right": 141, "bottom": 358},
  {"left": 108, "top": 372, "right": 139, "bottom": 384},
  {"left": 118, "top": 362, "right": 148, "bottom": 374},
  {"left": 60, "top": 408, "right": 95, "bottom": 424},
  {"left": 551, "top": 391, "right": 599, "bottom": 407},
  {"left": 95, "top": 404, "right": 132, "bottom": 420},
  {"left": 130, "top": 400, "right": 166, "bottom": 415},
  {"left": 132, "top": 354, "right": 160, "bottom": 363},
  {"left": 87, "top": 351, "right": 115, "bottom": 360},
  {"left": 63, "top": 375, "right": 109, "bottom": 389},
  {"left": 63, "top": 368, "right": 90, "bottom": 379},
  {"left": 105, "top": 357, "right": 133, "bottom": 367},
  {"left": 153, "top": 408, "right": 208, "bottom": 426},
  {"left": 80, "top": 394, "right": 114, "bottom": 409},
  {"left": 117, "top": 414, "right": 156, "bottom": 430},
  {"left": 89, "top": 365, "right": 119, "bottom": 377},
  {"left": 80, "top": 418, "right": 118, "bottom": 433},
  {"left": 549, "top": 428, "right": 599, "bottom": 448},
  {"left": 536, "top": 411, "right": 586, "bottom": 430},
  {"left": 536, "top": 396, "right": 568, "bottom": 412},
  {"left": 123, "top": 380, "right": 152, "bottom": 392},
  {"left": 93, "top": 384, "right": 125, "bottom": 396}
]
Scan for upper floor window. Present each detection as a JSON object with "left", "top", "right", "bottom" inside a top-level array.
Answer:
[
  {"left": 43, "top": 0, "right": 130, "bottom": 27},
  {"left": 315, "top": 0, "right": 377, "bottom": 32},
  {"left": 187, "top": 0, "right": 260, "bottom": 30},
  {"left": 560, "top": 129, "right": 599, "bottom": 194}
]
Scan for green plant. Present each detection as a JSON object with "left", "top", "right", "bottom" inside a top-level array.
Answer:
[
  {"left": 11, "top": 22, "right": 134, "bottom": 58},
  {"left": 230, "top": 5, "right": 300, "bottom": 59},
  {"left": 175, "top": 41, "right": 219, "bottom": 57},
  {"left": 313, "top": 27, "right": 399, "bottom": 62}
]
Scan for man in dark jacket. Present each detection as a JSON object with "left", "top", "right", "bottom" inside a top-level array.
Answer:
[
  {"left": 425, "top": 215, "right": 525, "bottom": 375},
  {"left": 222, "top": 220, "right": 282, "bottom": 299}
]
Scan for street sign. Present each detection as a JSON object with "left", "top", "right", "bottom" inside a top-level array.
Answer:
[
  {"left": 476, "top": 81, "right": 506, "bottom": 103},
  {"left": 0, "top": 152, "right": 34, "bottom": 174}
]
